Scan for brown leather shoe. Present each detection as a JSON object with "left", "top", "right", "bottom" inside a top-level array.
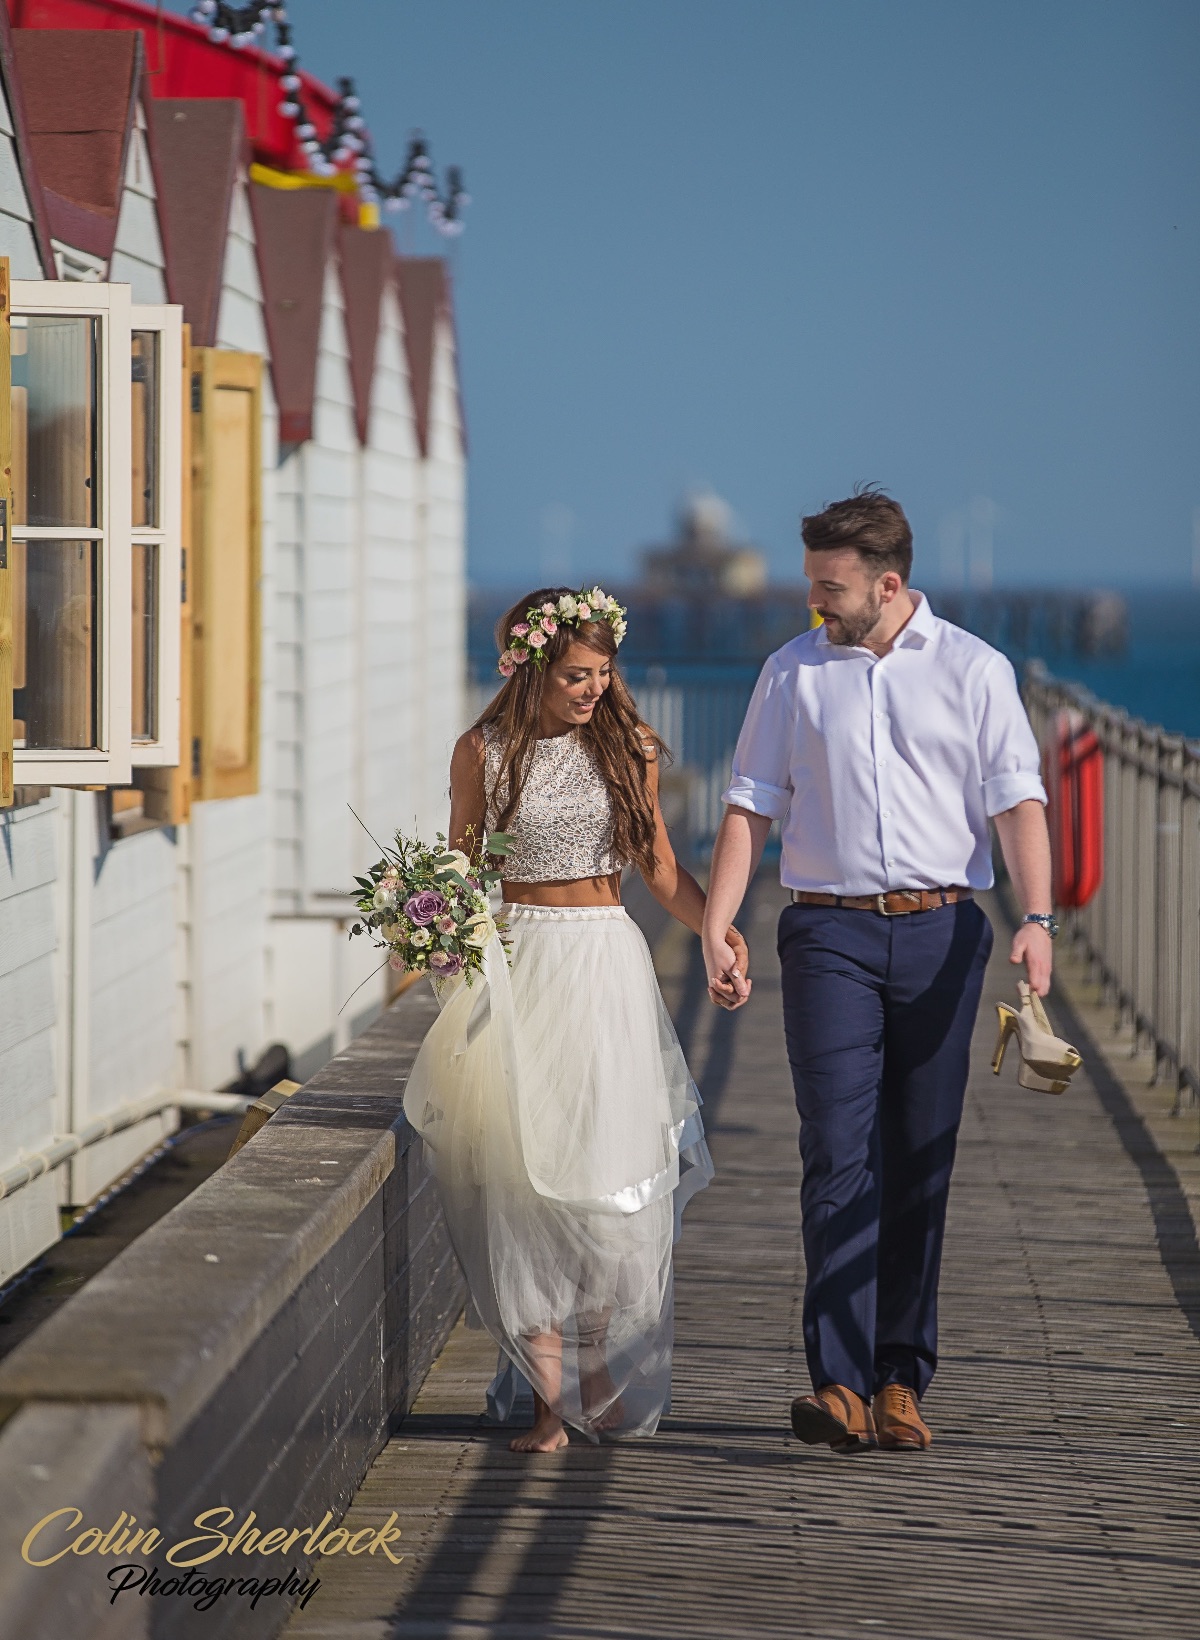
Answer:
[
  {"left": 872, "top": 1383, "right": 931, "bottom": 1450},
  {"left": 790, "top": 1384, "right": 877, "bottom": 1452}
]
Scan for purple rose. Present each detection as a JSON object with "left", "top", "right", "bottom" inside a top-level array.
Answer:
[
  {"left": 405, "top": 889, "right": 448, "bottom": 926},
  {"left": 429, "top": 950, "right": 464, "bottom": 977}
]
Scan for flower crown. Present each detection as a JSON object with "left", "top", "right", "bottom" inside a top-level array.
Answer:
[{"left": 498, "top": 586, "right": 628, "bottom": 676}]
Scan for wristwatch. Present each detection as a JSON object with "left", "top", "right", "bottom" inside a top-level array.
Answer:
[{"left": 1023, "top": 912, "right": 1060, "bottom": 938}]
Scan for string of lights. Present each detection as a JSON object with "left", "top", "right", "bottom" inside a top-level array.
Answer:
[{"left": 188, "top": 1, "right": 468, "bottom": 235}]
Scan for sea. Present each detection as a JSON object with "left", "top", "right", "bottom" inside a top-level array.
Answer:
[
  {"left": 468, "top": 586, "right": 1200, "bottom": 742},
  {"left": 1014, "top": 587, "right": 1200, "bottom": 740}
]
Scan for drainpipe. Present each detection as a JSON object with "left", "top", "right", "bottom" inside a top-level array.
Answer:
[{"left": 0, "top": 1089, "right": 251, "bottom": 1201}]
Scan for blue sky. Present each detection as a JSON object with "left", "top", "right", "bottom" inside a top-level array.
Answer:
[{"left": 175, "top": 1, "right": 1200, "bottom": 588}]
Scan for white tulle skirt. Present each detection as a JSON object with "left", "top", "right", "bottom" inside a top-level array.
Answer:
[{"left": 402, "top": 903, "right": 714, "bottom": 1440}]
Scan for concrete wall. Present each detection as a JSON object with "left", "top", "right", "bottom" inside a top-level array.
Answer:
[{"left": 0, "top": 983, "right": 464, "bottom": 1640}]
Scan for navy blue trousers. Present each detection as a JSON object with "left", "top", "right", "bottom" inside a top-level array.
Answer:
[{"left": 777, "top": 899, "right": 993, "bottom": 1401}]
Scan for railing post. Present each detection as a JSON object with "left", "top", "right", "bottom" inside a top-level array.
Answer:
[
  {"left": 1156, "top": 734, "right": 1184, "bottom": 1089},
  {"left": 1177, "top": 744, "right": 1200, "bottom": 1120}
]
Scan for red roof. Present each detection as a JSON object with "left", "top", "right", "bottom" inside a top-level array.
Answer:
[
  {"left": 147, "top": 98, "right": 248, "bottom": 346},
  {"left": 0, "top": 2, "right": 57, "bottom": 273},
  {"left": 8, "top": 0, "right": 340, "bottom": 171},
  {"left": 250, "top": 180, "right": 337, "bottom": 446},
  {"left": 339, "top": 222, "right": 393, "bottom": 447},
  {"left": 396, "top": 256, "right": 465, "bottom": 458},
  {"left": 13, "top": 27, "right": 141, "bottom": 260}
]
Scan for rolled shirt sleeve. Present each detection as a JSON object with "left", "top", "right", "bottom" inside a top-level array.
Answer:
[
  {"left": 977, "top": 654, "right": 1048, "bottom": 816},
  {"left": 721, "top": 656, "right": 794, "bottom": 821}
]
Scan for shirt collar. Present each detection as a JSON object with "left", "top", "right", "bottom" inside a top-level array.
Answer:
[{"left": 814, "top": 587, "right": 936, "bottom": 653}]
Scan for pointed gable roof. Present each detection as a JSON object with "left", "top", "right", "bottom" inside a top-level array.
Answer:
[
  {"left": 13, "top": 27, "right": 141, "bottom": 263},
  {"left": 338, "top": 222, "right": 393, "bottom": 446},
  {"left": 396, "top": 255, "right": 464, "bottom": 458},
  {"left": 0, "top": 4, "right": 55, "bottom": 275},
  {"left": 147, "top": 99, "right": 246, "bottom": 347},
  {"left": 249, "top": 180, "right": 336, "bottom": 445}
]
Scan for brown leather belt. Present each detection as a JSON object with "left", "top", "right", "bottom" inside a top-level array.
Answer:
[{"left": 790, "top": 887, "right": 973, "bottom": 915}]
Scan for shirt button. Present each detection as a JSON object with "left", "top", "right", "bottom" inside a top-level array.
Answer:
[{"left": 882, "top": 810, "right": 891, "bottom": 818}]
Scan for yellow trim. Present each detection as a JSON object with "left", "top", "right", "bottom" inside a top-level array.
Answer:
[
  {"left": 358, "top": 201, "right": 381, "bottom": 230},
  {"left": 809, "top": 609, "right": 824, "bottom": 628},
  {"left": 249, "top": 161, "right": 358, "bottom": 195}
]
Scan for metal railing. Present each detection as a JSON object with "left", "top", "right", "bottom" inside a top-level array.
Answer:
[{"left": 1023, "top": 662, "right": 1200, "bottom": 1110}]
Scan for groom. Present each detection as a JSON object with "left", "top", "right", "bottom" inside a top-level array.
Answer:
[{"left": 701, "top": 486, "right": 1055, "bottom": 1452}]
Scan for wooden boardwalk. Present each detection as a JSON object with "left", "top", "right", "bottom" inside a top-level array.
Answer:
[{"left": 283, "top": 881, "right": 1200, "bottom": 1640}]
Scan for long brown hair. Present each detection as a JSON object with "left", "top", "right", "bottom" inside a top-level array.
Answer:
[{"left": 474, "top": 586, "right": 669, "bottom": 878}]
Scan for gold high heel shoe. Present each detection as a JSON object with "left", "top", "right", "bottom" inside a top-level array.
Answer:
[{"left": 992, "top": 980, "right": 1082, "bottom": 1095}]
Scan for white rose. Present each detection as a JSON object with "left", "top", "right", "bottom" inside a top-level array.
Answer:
[
  {"left": 436, "top": 848, "right": 472, "bottom": 880},
  {"left": 381, "top": 921, "right": 403, "bottom": 941},
  {"left": 558, "top": 594, "right": 578, "bottom": 618},
  {"left": 591, "top": 586, "right": 605, "bottom": 607},
  {"left": 463, "top": 913, "right": 497, "bottom": 949},
  {"left": 409, "top": 928, "right": 431, "bottom": 948},
  {"left": 373, "top": 885, "right": 397, "bottom": 911}
]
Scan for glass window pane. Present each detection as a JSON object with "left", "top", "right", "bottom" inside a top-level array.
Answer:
[
  {"left": 11, "top": 315, "right": 98, "bottom": 529},
  {"left": 132, "top": 540, "right": 158, "bottom": 743},
  {"left": 131, "top": 330, "right": 159, "bottom": 529},
  {"left": 11, "top": 539, "right": 98, "bottom": 749}
]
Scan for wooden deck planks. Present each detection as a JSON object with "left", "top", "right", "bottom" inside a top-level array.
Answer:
[{"left": 282, "top": 883, "right": 1200, "bottom": 1639}]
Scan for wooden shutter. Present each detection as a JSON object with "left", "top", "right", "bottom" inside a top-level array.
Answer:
[
  {"left": 0, "top": 259, "right": 11, "bottom": 807},
  {"left": 189, "top": 348, "right": 261, "bottom": 802},
  {"left": 134, "top": 321, "right": 193, "bottom": 825}
]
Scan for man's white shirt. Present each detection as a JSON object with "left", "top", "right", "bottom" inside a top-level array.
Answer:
[{"left": 720, "top": 591, "right": 1047, "bottom": 895}]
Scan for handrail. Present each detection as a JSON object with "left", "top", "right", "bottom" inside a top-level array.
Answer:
[{"left": 1023, "top": 661, "right": 1200, "bottom": 1111}]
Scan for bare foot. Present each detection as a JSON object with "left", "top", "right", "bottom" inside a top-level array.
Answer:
[
  {"left": 581, "top": 1366, "right": 625, "bottom": 1432},
  {"left": 509, "top": 1415, "right": 569, "bottom": 1453},
  {"left": 590, "top": 1397, "right": 625, "bottom": 1433}
]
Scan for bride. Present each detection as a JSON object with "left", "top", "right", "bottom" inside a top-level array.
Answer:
[{"left": 402, "top": 585, "right": 750, "bottom": 1451}]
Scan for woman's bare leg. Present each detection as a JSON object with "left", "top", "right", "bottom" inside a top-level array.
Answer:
[
  {"left": 509, "top": 1332, "right": 569, "bottom": 1452},
  {"left": 577, "top": 1308, "right": 624, "bottom": 1432}
]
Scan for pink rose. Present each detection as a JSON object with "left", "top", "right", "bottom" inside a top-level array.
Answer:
[
  {"left": 388, "top": 952, "right": 407, "bottom": 972},
  {"left": 436, "top": 915, "right": 456, "bottom": 934},
  {"left": 429, "top": 950, "right": 463, "bottom": 977},
  {"left": 511, "top": 622, "right": 530, "bottom": 637},
  {"left": 513, "top": 648, "right": 530, "bottom": 664},
  {"left": 576, "top": 602, "right": 591, "bottom": 619},
  {"left": 542, "top": 616, "right": 558, "bottom": 635},
  {"left": 498, "top": 651, "right": 516, "bottom": 677},
  {"left": 541, "top": 602, "right": 556, "bottom": 614},
  {"left": 527, "top": 629, "right": 546, "bottom": 648}
]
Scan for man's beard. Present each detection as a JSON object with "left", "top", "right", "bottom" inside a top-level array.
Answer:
[{"left": 820, "top": 587, "right": 884, "bottom": 648}]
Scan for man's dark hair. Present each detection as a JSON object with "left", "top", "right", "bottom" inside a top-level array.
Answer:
[{"left": 801, "top": 483, "right": 913, "bottom": 582}]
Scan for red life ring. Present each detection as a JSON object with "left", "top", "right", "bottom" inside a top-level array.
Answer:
[{"left": 1044, "top": 709, "right": 1103, "bottom": 909}]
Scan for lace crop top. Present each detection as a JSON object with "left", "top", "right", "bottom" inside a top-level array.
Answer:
[{"left": 482, "top": 725, "right": 626, "bottom": 882}]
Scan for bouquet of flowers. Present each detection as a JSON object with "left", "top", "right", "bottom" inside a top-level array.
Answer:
[{"left": 350, "top": 828, "right": 510, "bottom": 986}]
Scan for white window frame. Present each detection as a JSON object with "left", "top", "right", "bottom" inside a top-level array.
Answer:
[
  {"left": 128, "top": 303, "right": 183, "bottom": 769},
  {"left": 12, "top": 280, "right": 133, "bottom": 787}
]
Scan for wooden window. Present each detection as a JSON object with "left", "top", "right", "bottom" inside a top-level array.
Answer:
[
  {"left": 0, "top": 269, "right": 186, "bottom": 810},
  {"left": 127, "top": 304, "right": 183, "bottom": 770},
  {"left": 129, "top": 322, "right": 193, "bottom": 831},
  {"left": 189, "top": 348, "right": 262, "bottom": 802},
  {"left": 4, "top": 274, "right": 134, "bottom": 793}
]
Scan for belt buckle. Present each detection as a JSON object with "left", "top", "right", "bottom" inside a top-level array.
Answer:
[{"left": 877, "top": 890, "right": 920, "bottom": 916}]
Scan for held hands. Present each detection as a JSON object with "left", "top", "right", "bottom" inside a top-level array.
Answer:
[
  {"left": 1010, "top": 922, "right": 1052, "bottom": 997},
  {"left": 705, "top": 926, "right": 751, "bottom": 1011}
]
